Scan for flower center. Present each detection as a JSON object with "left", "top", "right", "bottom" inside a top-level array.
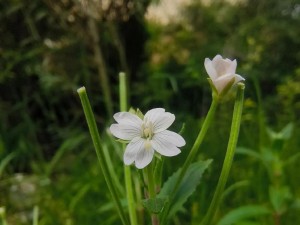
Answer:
[{"left": 141, "top": 119, "right": 154, "bottom": 139}]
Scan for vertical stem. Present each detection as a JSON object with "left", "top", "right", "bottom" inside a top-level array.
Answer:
[
  {"left": 0, "top": 207, "right": 8, "bottom": 225},
  {"left": 146, "top": 162, "right": 159, "bottom": 225},
  {"left": 88, "top": 18, "right": 113, "bottom": 116},
  {"left": 119, "top": 73, "right": 138, "bottom": 225},
  {"left": 200, "top": 83, "right": 245, "bottom": 225},
  {"left": 175, "top": 98, "right": 219, "bottom": 189},
  {"left": 77, "top": 87, "right": 129, "bottom": 225},
  {"left": 146, "top": 162, "right": 156, "bottom": 199},
  {"left": 33, "top": 206, "right": 39, "bottom": 225},
  {"left": 160, "top": 97, "right": 219, "bottom": 224}
]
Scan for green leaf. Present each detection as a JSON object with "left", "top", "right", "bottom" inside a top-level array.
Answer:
[
  {"left": 158, "top": 159, "right": 212, "bottom": 218},
  {"left": 216, "top": 205, "right": 271, "bottom": 225},
  {"left": 280, "top": 123, "right": 294, "bottom": 140},
  {"left": 266, "top": 123, "right": 294, "bottom": 141},
  {"left": 142, "top": 197, "right": 168, "bottom": 214},
  {"left": 236, "top": 147, "right": 262, "bottom": 161},
  {"left": 269, "top": 186, "right": 292, "bottom": 214}
]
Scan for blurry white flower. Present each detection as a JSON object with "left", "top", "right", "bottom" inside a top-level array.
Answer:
[
  {"left": 204, "top": 55, "right": 245, "bottom": 95},
  {"left": 110, "top": 108, "right": 185, "bottom": 169}
]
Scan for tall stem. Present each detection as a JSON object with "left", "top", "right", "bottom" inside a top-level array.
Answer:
[
  {"left": 77, "top": 87, "right": 129, "bottom": 225},
  {"left": 33, "top": 206, "right": 39, "bottom": 225},
  {"left": 200, "top": 83, "right": 245, "bottom": 225},
  {"left": 146, "top": 162, "right": 159, "bottom": 225},
  {"left": 119, "top": 73, "right": 138, "bottom": 225},
  {"left": 160, "top": 97, "right": 219, "bottom": 224}
]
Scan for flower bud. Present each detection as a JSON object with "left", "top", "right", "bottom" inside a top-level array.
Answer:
[{"left": 204, "top": 55, "right": 245, "bottom": 96}]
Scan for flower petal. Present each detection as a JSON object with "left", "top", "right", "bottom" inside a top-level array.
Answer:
[
  {"left": 144, "top": 108, "right": 165, "bottom": 121},
  {"left": 110, "top": 123, "right": 141, "bottom": 140},
  {"left": 212, "top": 54, "right": 222, "bottom": 62},
  {"left": 154, "top": 130, "right": 186, "bottom": 147},
  {"left": 123, "top": 137, "right": 145, "bottom": 165},
  {"left": 145, "top": 108, "right": 175, "bottom": 133},
  {"left": 213, "top": 74, "right": 235, "bottom": 93},
  {"left": 151, "top": 112, "right": 175, "bottom": 133},
  {"left": 135, "top": 145, "right": 154, "bottom": 169},
  {"left": 151, "top": 136, "right": 181, "bottom": 157},
  {"left": 113, "top": 112, "right": 142, "bottom": 126},
  {"left": 228, "top": 59, "right": 237, "bottom": 74},
  {"left": 204, "top": 58, "right": 217, "bottom": 80},
  {"left": 234, "top": 74, "right": 245, "bottom": 84},
  {"left": 213, "top": 58, "right": 233, "bottom": 77}
]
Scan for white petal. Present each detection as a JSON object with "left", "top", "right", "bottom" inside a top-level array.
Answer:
[
  {"left": 135, "top": 146, "right": 154, "bottom": 169},
  {"left": 113, "top": 112, "right": 142, "bottom": 126},
  {"left": 123, "top": 137, "right": 145, "bottom": 165},
  {"left": 144, "top": 108, "right": 165, "bottom": 121},
  {"left": 213, "top": 74, "right": 235, "bottom": 93},
  {"left": 228, "top": 59, "right": 237, "bottom": 74},
  {"left": 212, "top": 54, "right": 222, "bottom": 62},
  {"left": 213, "top": 58, "right": 233, "bottom": 77},
  {"left": 149, "top": 112, "right": 175, "bottom": 133},
  {"left": 151, "top": 136, "right": 181, "bottom": 157},
  {"left": 154, "top": 130, "right": 186, "bottom": 147},
  {"left": 234, "top": 74, "right": 245, "bottom": 84},
  {"left": 110, "top": 124, "right": 141, "bottom": 140},
  {"left": 204, "top": 58, "right": 217, "bottom": 80}
]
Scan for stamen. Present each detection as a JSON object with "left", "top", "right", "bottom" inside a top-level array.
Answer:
[{"left": 142, "top": 119, "right": 154, "bottom": 139}]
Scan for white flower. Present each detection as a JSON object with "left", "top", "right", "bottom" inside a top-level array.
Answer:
[
  {"left": 204, "top": 55, "right": 245, "bottom": 94},
  {"left": 110, "top": 108, "right": 186, "bottom": 169}
]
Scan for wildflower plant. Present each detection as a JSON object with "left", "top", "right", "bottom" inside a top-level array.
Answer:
[{"left": 77, "top": 55, "right": 245, "bottom": 225}]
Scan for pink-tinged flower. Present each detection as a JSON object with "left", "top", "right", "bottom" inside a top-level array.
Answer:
[
  {"left": 204, "top": 55, "right": 245, "bottom": 95},
  {"left": 110, "top": 108, "right": 185, "bottom": 169}
]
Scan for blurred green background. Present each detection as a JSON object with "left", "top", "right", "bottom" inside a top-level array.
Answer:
[{"left": 0, "top": 0, "right": 300, "bottom": 224}]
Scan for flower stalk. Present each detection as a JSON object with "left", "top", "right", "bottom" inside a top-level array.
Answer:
[
  {"left": 146, "top": 162, "right": 159, "bottom": 225},
  {"left": 160, "top": 96, "right": 219, "bottom": 224},
  {"left": 119, "top": 72, "right": 138, "bottom": 225},
  {"left": 77, "top": 87, "right": 129, "bottom": 225},
  {"left": 200, "top": 83, "right": 245, "bottom": 225}
]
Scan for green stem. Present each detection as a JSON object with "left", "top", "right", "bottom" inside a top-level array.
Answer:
[
  {"left": 200, "top": 83, "right": 245, "bottom": 225},
  {"left": 119, "top": 72, "right": 138, "bottom": 225},
  {"left": 160, "top": 97, "right": 219, "bottom": 224},
  {"left": 0, "top": 207, "right": 8, "bottom": 225},
  {"left": 146, "top": 162, "right": 156, "bottom": 199},
  {"left": 77, "top": 87, "right": 129, "bottom": 225},
  {"left": 146, "top": 162, "right": 159, "bottom": 225},
  {"left": 33, "top": 206, "right": 39, "bottom": 225}
]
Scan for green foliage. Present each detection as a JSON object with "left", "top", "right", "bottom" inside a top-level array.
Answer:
[
  {"left": 216, "top": 205, "right": 271, "bottom": 225},
  {"left": 142, "top": 197, "right": 168, "bottom": 214},
  {"left": 158, "top": 160, "right": 212, "bottom": 220},
  {"left": 1, "top": 0, "right": 300, "bottom": 224}
]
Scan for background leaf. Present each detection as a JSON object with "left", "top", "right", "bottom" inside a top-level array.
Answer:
[{"left": 216, "top": 205, "right": 271, "bottom": 225}]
